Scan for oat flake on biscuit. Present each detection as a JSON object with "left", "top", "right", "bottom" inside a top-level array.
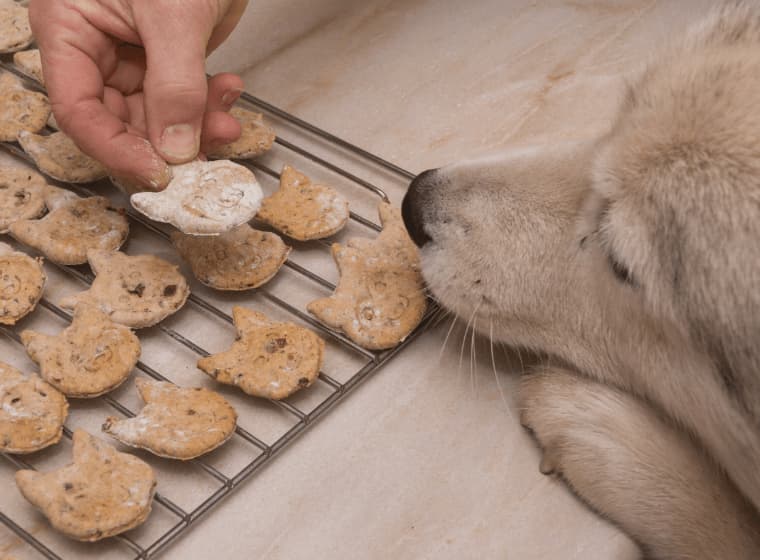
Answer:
[
  {"left": 17, "top": 130, "right": 108, "bottom": 183},
  {"left": 307, "top": 202, "right": 427, "bottom": 350},
  {"left": 21, "top": 304, "right": 140, "bottom": 398},
  {"left": 103, "top": 378, "right": 237, "bottom": 460},
  {"left": 0, "top": 241, "right": 45, "bottom": 325},
  {"left": 257, "top": 165, "right": 350, "bottom": 241},
  {"left": 197, "top": 306, "right": 324, "bottom": 400},
  {"left": 0, "top": 72, "right": 49, "bottom": 141},
  {"left": 171, "top": 224, "right": 290, "bottom": 290},
  {"left": 0, "top": 3, "right": 33, "bottom": 52},
  {"left": 0, "top": 361, "right": 68, "bottom": 454},
  {"left": 10, "top": 186, "right": 129, "bottom": 265},
  {"left": 15, "top": 429, "right": 156, "bottom": 541},
  {"left": 0, "top": 166, "right": 48, "bottom": 233},
  {"left": 59, "top": 249, "right": 190, "bottom": 329},
  {"left": 131, "top": 160, "right": 264, "bottom": 235},
  {"left": 207, "top": 106, "right": 276, "bottom": 160}
]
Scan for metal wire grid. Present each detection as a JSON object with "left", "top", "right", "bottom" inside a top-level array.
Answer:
[{"left": 0, "top": 60, "right": 433, "bottom": 559}]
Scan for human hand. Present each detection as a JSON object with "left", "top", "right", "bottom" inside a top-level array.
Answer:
[{"left": 29, "top": 0, "right": 249, "bottom": 190}]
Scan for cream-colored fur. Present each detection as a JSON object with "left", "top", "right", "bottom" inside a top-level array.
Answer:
[{"left": 405, "top": 3, "right": 760, "bottom": 558}]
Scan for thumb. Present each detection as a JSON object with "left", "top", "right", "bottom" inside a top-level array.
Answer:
[{"left": 133, "top": 2, "right": 220, "bottom": 163}]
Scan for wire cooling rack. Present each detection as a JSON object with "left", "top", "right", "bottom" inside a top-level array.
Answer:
[{"left": 0, "top": 60, "right": 434, "bottom": 559}]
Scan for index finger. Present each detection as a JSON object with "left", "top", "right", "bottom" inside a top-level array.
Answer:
[{"left": 31, "top": 5, "right": 170, "bottom": 189}]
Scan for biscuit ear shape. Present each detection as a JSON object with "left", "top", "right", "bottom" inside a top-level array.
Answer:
[
  {"left": 71, "top": 429, "right": 101, "bottom": 462},
  {"left": 14, "top": 469, "right": 42, "bottom": 500},
  {"left": 19, "top": 328, "right": 51, "bottom": 358},
  {"left": 134, "top": 378, "right": 173, "bottom": 403},
  {"left": 306, "top": 298, "right": 343, "bottom": 327},
  {"left": 279, "top": 165, "right": 308, "bottom": 188},
  {"left": 85, "top": 248, "right": 118, "bottom": 274},
  {"left": 44, "top": 185, "right": 79, "bottom": 210},
  {"left": 231, "top": 306, "right": 269, "bottom": 334}
]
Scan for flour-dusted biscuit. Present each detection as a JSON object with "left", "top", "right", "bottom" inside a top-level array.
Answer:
[
  {"left": 257, "top": 165, "right": 350, "bottom": 240},
  {"left": 307, "top": 202, "right": 426, "bottom": 350},
  {"left": 197, "top": 306, "right": 324, "bottom": 400},
  {"left": 130, "top": 160, "right": 263, "bottom": 235},
  {"left": 207, "top": 107, "right": 276, "bottom": 160},
  {"left": 17, "top": 130, "right": 108, "bottom": 183},
  {"left": 0, "top": 73, "right": 49, "bottom": 141},
  {"left": 59, "top": 250, "right": 190, "bottom": 329},
  {"left": 0, "top": 166, "right": 48, "bottom": 233},
  {"left": 0, "top": 241, "right": 45, "bottom": 325},
  {"left": 21, "top": 305, "right": 140, "bottom": 398},
  {"left": 0, "top": 3, "right": 33, "bottom": 52},
  {"left": 10, "top": 188, "right": 129, "bottom": 265},
  {"left": 12, "top": 48, "right": 42, "bottom": 84},
  {"left": 15, "top": 429, "right": 156, "bottom": 541},
  {"left": 0, "top": 362, "right": 68, "bottom": 454},
  {"left": 102, "top": 378, "right": 237, "bottom": 460},
  {"left": 171, "top": 225, "right": 290, "bottom": 291}
]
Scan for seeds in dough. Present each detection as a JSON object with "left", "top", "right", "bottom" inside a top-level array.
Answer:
[
  {"left": 13, "top": 48, "right": 42, "bottom": 84},
  {"left": 257, "top": 165, "right": 350, "bottom": 240},
  {"left": 10, "top": 187, "right": 129, "bottom": 265},
  {"left": 0, "top": 241, "right": 45, "bottom": 325},
  {"left": 0, "top": 72, "right": 49, "bottom": 141},
  {"left": 0, "top": 4, "right": 33, "bottom": 52},
  {"left": 102, "top": 378, "right": 237, "bottom": 460},
  {"left": 15, "top": 429, "right": 156, "bottom": 541},
  {"left": 197, "top": 306, "right": 324, "bottom": 400},
  {"left": 21, "top": 304, "right": 140, "bottom": 398},
  {"left": 0, "top": 166, "right": 48, "bottom": 233},
  {"left": 0, "top": 362, "right": 68, "bottom": 454},
  {"left": 171, "top": 225, "right": 290, "bottom": 291},
  {"left": 207, "top": 107, "right": 276, "bottom": 159},
  {"left": 17, "top": 130, "right": 108, "bottom": 183},
  {"left": 131, "top": 160, "right": 264, "bottom": 235},
  {"left": 59, "top": 249, "right": 190, "bottom": 329},
  {"left": 307, "top": 202, "right": 427, "bottom": 350}
]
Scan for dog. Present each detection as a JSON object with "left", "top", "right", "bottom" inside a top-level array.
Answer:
[{"left": 401, "top": 3, "right": 760, "bottom": 559}]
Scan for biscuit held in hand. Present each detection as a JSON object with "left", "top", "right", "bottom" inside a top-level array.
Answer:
[
  {"left": 207, "top": 107, "right": 276, "bottom": 160},
  {"left": 171, "top": 225, "right": 290, "bottom": 291},
  {"left": 197, "top": 306, "right": 324, "bottom": 400},
  {"left": 103, "top": 378, "right": 237, "bottom": 460},
  {"left": 10, "top": 187, "right": 129, "bottom": 265},
  {"left": 15, "top": 429, "right": 156, "bottom": 541},
  {"left": 257, "top": 165, "right": 350, "bottom": 241},
  {"left": 131, "top": 160, "right": 264, "bottom": 235},
  {"left": 18, "top": 131, "right": 108, "bottom": 183},
  {"left": 307, "top": 203, "right": 427, "bottom": 350},
  {"left": 0, "top": 362, "right": 68, "bottom": 454},
  {"left": 0, "top": 166, "right": 48, "bottom": 233},
  {"left": 0, "top": 241, "right": 45, "bottom": 325},
  {"left": 0, "top": 4, "right": 33, "bottom": 52},
  {"left": 0, "top": 72, "right": 49, "bottom": 141},
  {"left": 59, "top": 250, "right": 189, "bottom": 329},
  {"left": 21, "top": 304, "right": 140, "bottom": 398}
]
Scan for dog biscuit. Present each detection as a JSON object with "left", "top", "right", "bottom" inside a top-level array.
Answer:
[
  {"left": 102, "top": 378, "right": 237, "bottom": 460},
  {"left": 59, "top": 250, "right": 190, "bottom": 329},
  {"left": 130, "top": 160, "right": 264, "bottom": 235},
  {"left": 0, "top": 72, "right": 49, "bottom": 141},
  {"left": 15, "top": 429, "right": 156, "bottom": 541},
  {"left": 0, "top": 4, "right": 32, "bottom": 52},
  {"left": 257, "top": 165, "right": 350, "bottom": 240},
  {"left": 0, "top": 362, "right": 68, "bottom": 454},
  {"left": 208, "top": 107, "right": 276, "bottom": 160},
  {"left": 13, "top": 48, "right": 42, "bottom": 84},
  {"left": 0, "top": 166, "right": 48, "bottom": 233},
  {"left": 0, "top": 241, "right": 45, "bottom": 325},
  {"left": 197, "top": 306, "right": 324, "bottom": 400},
  {"left": 10, "top": 187, "right": 129, "bottom": 265},
  {"left": 21, "top": 304, "right": 140, "bottom": 398},
  {"left": 307, "top": 202, "right": 426, "bottom": 349},
  {"left": 17, "top": 130, "right": 108, "bottom": 183},
  {"left": 171, "top": 225, "right": 290, "bottom": 291}
]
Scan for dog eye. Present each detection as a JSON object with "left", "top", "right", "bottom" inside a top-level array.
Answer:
[{"left": 607, "top": 251, "right": 636, "bottom": 286}]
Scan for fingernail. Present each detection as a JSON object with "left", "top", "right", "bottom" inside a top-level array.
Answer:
[
  {"left": 159, "top": 124, "right": 199, "bottom": 162},
  {"left": 221, "top": 88, "right": 243, "bottom": 106}
]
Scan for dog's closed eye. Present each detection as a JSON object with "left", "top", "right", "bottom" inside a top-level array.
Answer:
[{"left": 607, "top": 250, "right": 636, "bottom": 286}]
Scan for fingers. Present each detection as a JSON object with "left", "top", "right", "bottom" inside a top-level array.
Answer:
[{"left": 200, "top": 72, "right": 242, "bottom": 152}]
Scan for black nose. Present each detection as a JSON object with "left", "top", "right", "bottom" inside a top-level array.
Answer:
[{"left": 402, "top": 168, "right": 438, "bottom": 248}]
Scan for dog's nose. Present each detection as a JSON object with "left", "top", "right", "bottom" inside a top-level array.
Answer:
[{"left": 402, "top": 168, "right": 438, "bottom": 248}]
